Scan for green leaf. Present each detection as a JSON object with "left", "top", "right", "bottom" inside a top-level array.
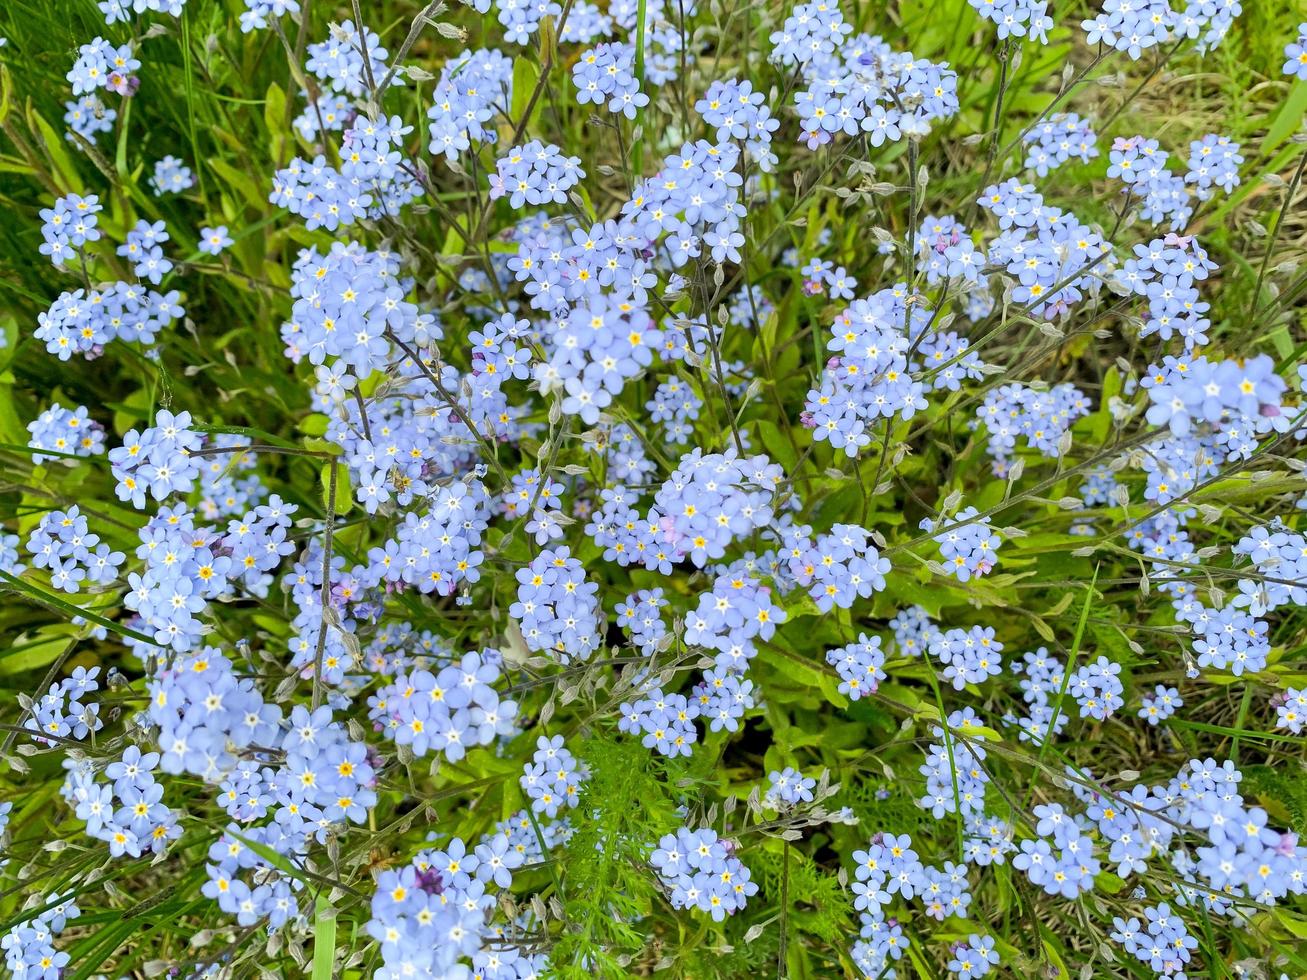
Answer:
[
  {"left": 1269, "top": 325, "right": 1294, "bottom": 360},
  {"left": 0, "top": 625, "right": 77, "bottom": 676},
  {"left": 1272, "top": 909, "right": 1307, "bottom": 940},
  {"left": 0, "top": 63, "right": 12, "bottom": 127},
  {"left": 763, "top": 643, "right": 846, "bottom": 708},
  {"left": 954, "top": 721, "right": 1002, "bottom": 742},
  {"left": 1094, "top": 870, "right": 1126, "bottom": 894},
  {"left": 67, "top": 918, "right": 141, "bottom": 980},
  {"left": 1266, "top": 81, "right": 1307, "bottom": 151},
  {"left": 297, "top": 412, "right": 331, "bottom": 437},
  {"left": 755, "top": 419, "right": 797, "bottom": 471},
  {"left": 311, "top": 902, "right": 337, "bottom": 980},
  {"left": 320, "top": 461, "right": 351, "bottom": 516},
  {"left": 1040, "top": 932, "right": 1070, "bottom": 980},
  {"left": 0, "top": 372, "right": 30, "bottom": 443},
  {"left": 510, "top": 57, "right": 540, "bottom": 127},
  {"left": 265, "top": 81, "right": 287, "bottom": 135},
  {"left": 114, "top": 95, "right": 132, "bottom": 178},
  {"left": 209, "top": 156, "right": 264, "bottom": 211},
  {"left": 28, "top": 103, "right": 81, "bottom": 192},
  {"left": 0, "top": 568, "right": 158, "bottom": 646},
  {"left": 781, "top": 589, "right": 821, "bottom": 620}
]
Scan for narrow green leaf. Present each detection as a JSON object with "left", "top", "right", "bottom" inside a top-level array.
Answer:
[
  {"left": 311, "top": 903, "right": 337, "bottom": 980},
  {"left": 28, "top": 104, "right": 81, "bottom": 192},
  {"left": 511, "top": 57, "right": 540, "bottom": 127},
  {"left": 320, "top": 461, "right": 351, "bottom": 516},
  {"left": 0, "top": 568, "right": 158, "bottom": 646},
  {"left": 1266, "top": 81, "right": 1307, "bottom": 151}
]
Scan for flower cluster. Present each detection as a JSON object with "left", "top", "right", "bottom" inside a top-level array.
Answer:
[
  {"left": 512, "top": 546, "right": 603, "bottom": 662},
  {"left": 650, "top": 827, "right": 758, "bottom": 920},
  {"left": 1274, "top": 687, "right": 1307, "bottom": 734},
  {"left": 616, "top": 587, "right": 669, "bottom": 653},
  {"left": 1022, "top": 112, "right": 1099, "bottom": 175},
  {"left": 25, "top": 505, "right": 124, "bottom": 594},
  {"left": 764, "top": 767, "right": 817, "bottom": 808},
  {"left": 39, "top": 193, "right": 102, "bottom": 267},
  {"left": 947, "top": 934, "right": 1000, "bottom": 980},
  {"left": 696, "top": 78, "right": 779, "bottom": 170},
  {"left": 68, "top": 37, "right": 138, "bottom": 96},
  {"left": 573, "top": 42, "right": 647, "bottom": 119},
  {"left": 489, "top": 140, "right": 585, "bottom": 208},
  {"left": 977, "top": 178, "right": 1111, "bottom": 319},
  {"left": 240, "top": 0, "right": 300, "bottom": 32},
  {"left": 826, "top": 633, "right": 887, "bottom": 700},
  {"left": 975, "top": 382, "right": 1090, "bottom": 470},
  {"left": 3, "top": 893, "right": 82, "bottom": 978},
  {"left": 1014, "top": 801, "right": 1101, "bottom": 898},
  {"left": 5, "top": 1, "right": 1307, "bottom": 977},
  {"left": 65, "top": 93, "right": 118, "bottom": 142},
  {"left": 1006, "top": 647, "right": 1068, "bottom": 743},
  {"left": 789, "top": 523, "right": 891, "bottom": 611},
  {"left": 1111, "top": 902, "right": 1198, "bottom": 977},
  {"left": 36, "top": 280, "right": 184, "bottom": 360},
  {"left": 365, "top": 822, "right": 549, "bottom": 980},
  {"left": 26, "top": 666, "right": 103, "bottom": 744},
  {"left": 1139, "top": 684, "right": 1183, "bottom": 725},
  {"left": 684, "top": 573, "right": 787, "bottom": 673},
  {"left": 803, "top": 286, "right": 938, "bottom": 455},
  {"left": 306, "top": 20, "right": 390, "bottom": 97},
  {"left": 99, "top": 0, "right": 188, "bottom": 23},
  {"left": 497, "top": 0, "right": 562, "bottom": 45},
  {"left": 64, "top": 744, "right": 181, "bottom": 858},
  {"left": 920, "top": 507, "right": 1002, "bottom": 582},
  {"left": 930, "top": 626, "right": 1004, "bottom": 690},
  {"left": 1185, "top": 134, "right": 1242, "bottom": 199},
  {"left": 27, "top": 402, "right": 106, "bottom": 463},
  {"left": 109, "top": 410, "right": 201, "bottom": 508},
  {"left": 968, "top": 0, "right": 1051, "bottom": 43},
  {"left": 1069, "top": 656, "right": 1126, "bottom": 720},
  {"left": 691, "top": 669, "right": 755, "bottom": 732},
  {"left": 370, "top": 651, "right": 517, "bottom": 761},
  {"left": 784, "top": 19, "right": 960, "bottom": 151},
  {"left": 521, "top": 735, "right": 587, "bottom": 816},
  {"left": 150, "top": 155, "right": 195, "bottom": 196}
]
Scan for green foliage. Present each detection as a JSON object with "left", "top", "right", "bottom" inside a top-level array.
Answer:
[{"left": 549, "top": 737, "right": 680, "bottom": 975}]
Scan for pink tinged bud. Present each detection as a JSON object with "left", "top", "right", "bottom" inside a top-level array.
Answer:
[
  {"left": 658, "top": 515, "right": 679, "bottom": 543},
  {"left": 108, "top": 72, "right": 139, "bottom": 97},
  {"left": 415, "top": 867, "right": 446, "bottom": 895},
  {"left": 802, "top": 279, "right": 824, "bottom": 296}
]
